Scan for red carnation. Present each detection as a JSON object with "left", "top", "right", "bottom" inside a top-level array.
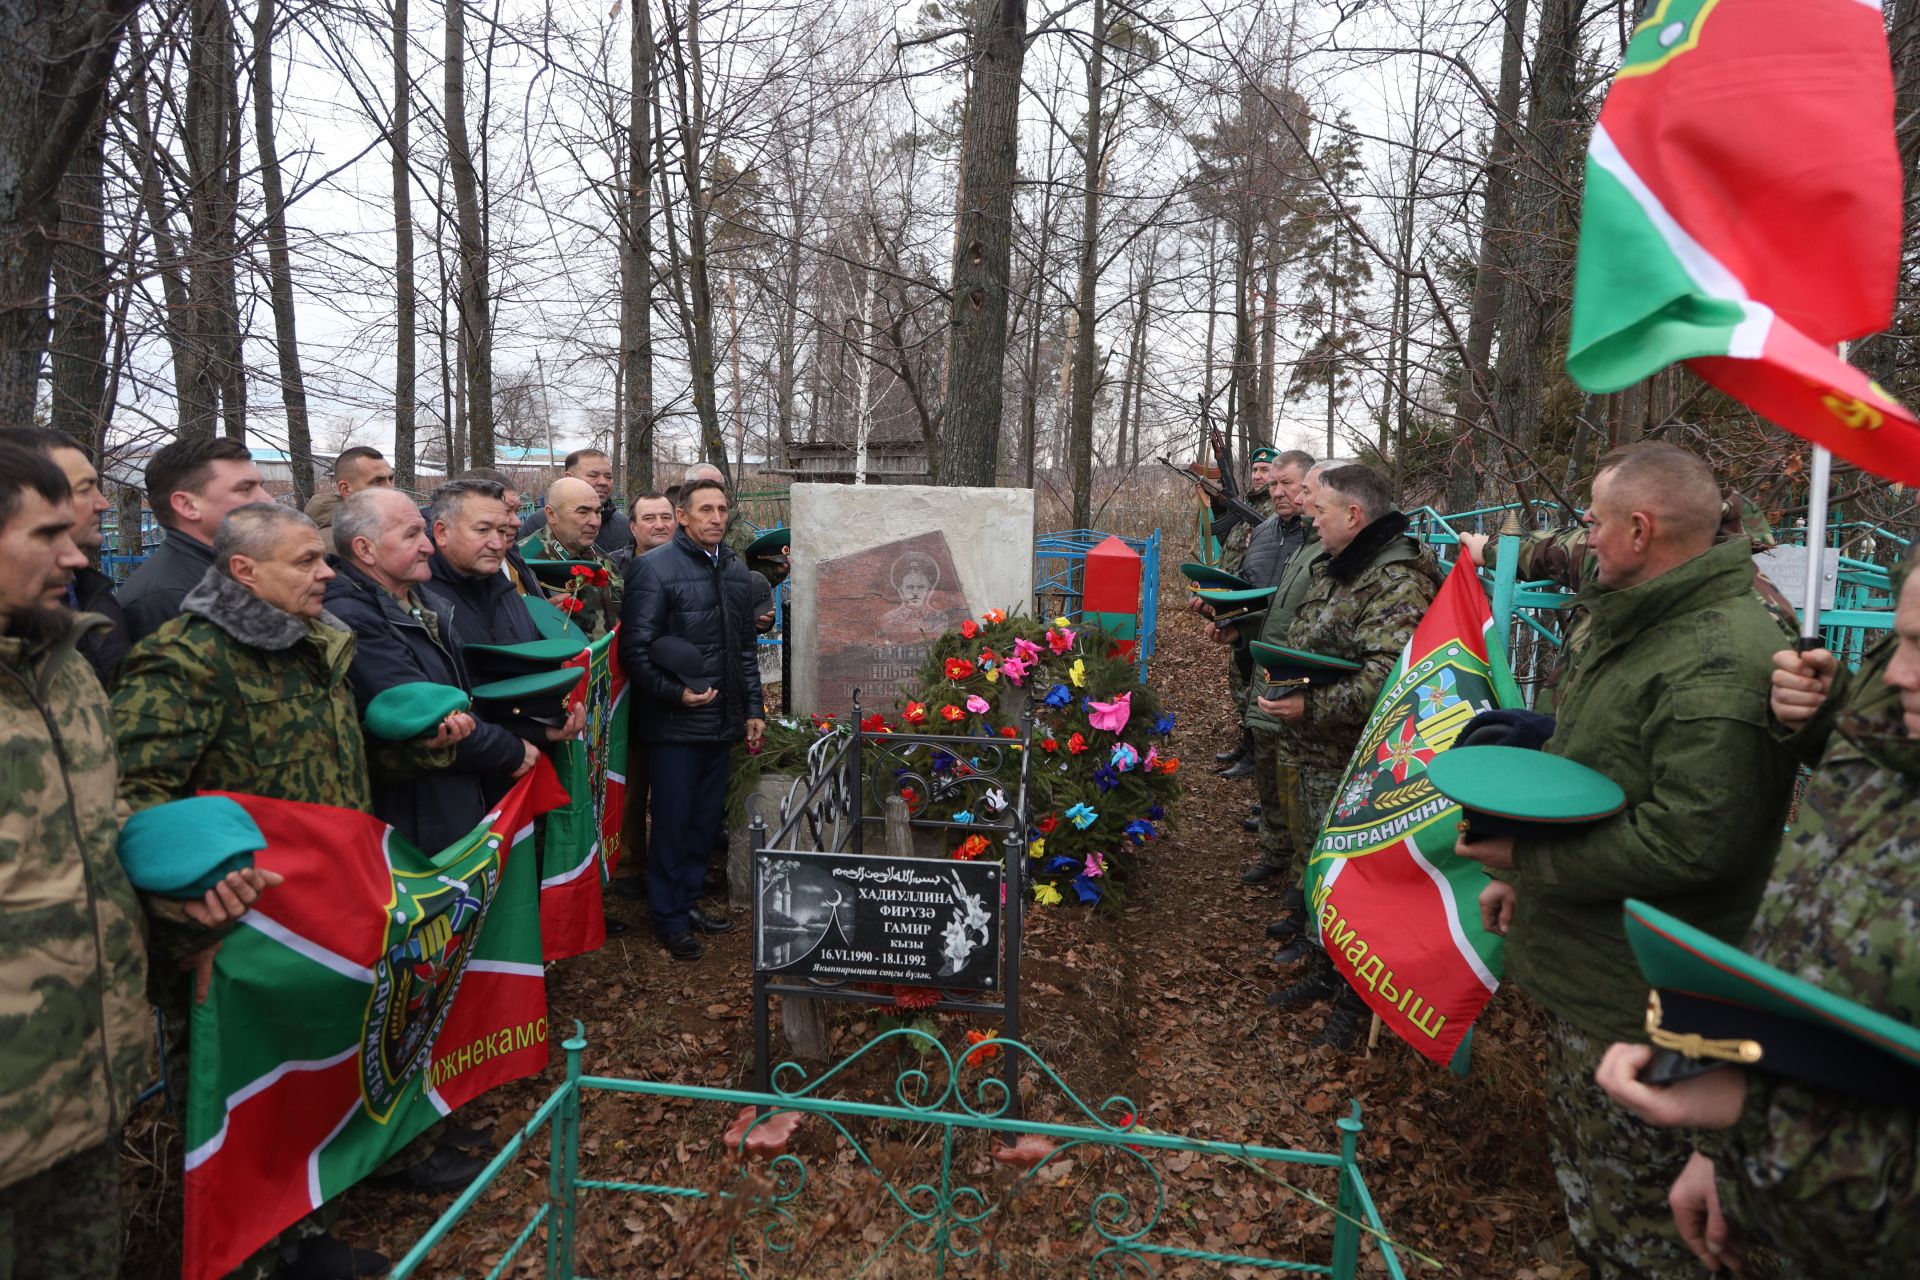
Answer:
[{"left": 961, "top": 619, "right": 980, "bottom": 639}]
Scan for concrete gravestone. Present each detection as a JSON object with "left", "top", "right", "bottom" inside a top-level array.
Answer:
[{"left": 791, "top": 483, "right": 1035, "bottom": 717}]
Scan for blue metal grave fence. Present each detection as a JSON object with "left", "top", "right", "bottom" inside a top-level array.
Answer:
[{"left": 1033, "top": 528, "right": 1162, "bottom": 676}]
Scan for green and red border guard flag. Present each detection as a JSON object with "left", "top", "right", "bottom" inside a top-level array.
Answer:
[
  {"left": 1305, "top": 562, "right": 1523, "bottom": 1068},
  {"left": 181, "top": 762, "right": 567, "bottom": 1280},
  {"left": 1568, "top": 0, "right": 1920, "bottom": 483},
  {"left": 540, "top": 628, "right": 628, "bottom": 961}
]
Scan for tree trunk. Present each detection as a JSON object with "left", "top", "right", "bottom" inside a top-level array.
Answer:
[
  {"left": 1450, "top": 0, "right": 1529, "bottom": 510},
  {"left": 621, "top": 0, "right": 655, "bottom": 490},
  {"left": 1066, "top": 0, "right": 1106, "bottom": 529},
  {"left": 445, "top": 0, "right": 493, "bottom": 466},
  {"left": 0, "top": 0, "right": 140, "bottom": 428},
  {"left": 49, "top": 122, "right": 107, "bottom": 450},
  {"left": 184, "top": 0, "right": 245, "bottom": 441},
  {"left": 252, "top": 0, "right": 313, "bottom": 501},
  {"left": 660, "top": 0, "right": 728, "bottom": 477},
  {"left": 123, "top": 17, "right": 200, "bottom": 430},
  {"left": 937, "top": 0, "right": 1029, "bottom": 487},
  {"left": 391, "top": 0, "right": 417, "bottom": 490}
]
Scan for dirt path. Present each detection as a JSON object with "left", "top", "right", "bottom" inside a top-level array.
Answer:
[{"left": 124, "top": 596, "right": 1577, "bottom": 1278}]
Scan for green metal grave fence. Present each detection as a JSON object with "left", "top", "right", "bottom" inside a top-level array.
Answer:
[{"left": 392, "top": 1025, "right": 1412, "bottom": 1279}]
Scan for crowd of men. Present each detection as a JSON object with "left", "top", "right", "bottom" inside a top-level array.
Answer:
[
  {"left": 0, "top": 434, "right": 780, "bottom": 1279},
  {"left": 1198, "top": 442, "right": 1918, "bottom": 1278},
  {"left": 3, "top": 426, "right": 1915, "bottom": 1279}
]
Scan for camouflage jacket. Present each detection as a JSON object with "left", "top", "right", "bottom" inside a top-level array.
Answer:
[
  {"left": 1698, "top": 639, "right": 1920, "bottom": 1276},
  {"left": 114, "top": 569, "right": 373, "bottom": 817},
  {"left": 1489, "top": 491, "right": 1794, "bottom": 710},
  {"left": 517, "top": 528, "right": 622, "bottom": 639},
  {"left": 1507, "top": 538, "right": 1800, "bottom": 1042},
  {"left": 0, "top": 610, "right": 148, "bottom": 1191},
  {"left": 1272, "top": 514, "right": 1442, "bottom": 771}
]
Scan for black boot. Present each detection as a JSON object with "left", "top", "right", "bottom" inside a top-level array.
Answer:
[
  {"left": 1312, "top": 990, "right": 1371, "bottom": 1052},
  {"left": 1278, "top": 888, "right": 1305, "bottom": 912},
  {"left": 1266, "top": 952, "right": 1340, "bottom": 1008},
  {"left": 1270, "top": 938, "right": 1313, "bottom": 966},
  {"left": 1265, "top": 915, "right": 1303, "bottom": 942},
  {"left": 272, "top": 1231, "right": 389, "bottom": 1280}
]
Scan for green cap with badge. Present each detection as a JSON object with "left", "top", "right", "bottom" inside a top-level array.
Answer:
[
  {"left": 1624, "top": 898, "right": 1920, "bottom": 1106},
  {"left": 1248, "top": 642, "right": 1362, "bottom": 692},
  {"left": 1250, "top": 446, "right": 1279, "bottom": 464},
  {"left": 470, "top": 666, "right": 583, "bottom": 730},
  {"left": 522, "top": 594, "right": 587, "bottom": 643},
  {"left": 744, "top": 526, "right": 790, "bottom": 562},
  {"left": 119, "top": 796, "right": 267, "bottom": 898},
  {"left": 1425, "top": 744, "right": 1625, "bottom": 843},
  {"left": 363, "top": 682, "right": 472, "bottom": 741},
  {"left": 1190, "top": 584, "right": 1275, "bottom": 624},
  {"left": 1180, "top": 562, "right": 1252, "bottom": 592},
  {"left": 463, "top": 637, "right": 588, "bottom": 682}
]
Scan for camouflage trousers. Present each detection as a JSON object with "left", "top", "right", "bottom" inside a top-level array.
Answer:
[
  {"left": 1249, "top": 732, "right": 1298, "bottom": 874},
  {"left": 1283, "top": 765, "right": 1344, "bottom": 868},
  {"left": 1227, "top": 644, "right": 1252, "bottom": 716},
  {"left": 1544, "top": 1011, "right": 1698, "bottom": 1279},
  {"left": 0, "top": 1141, "right": 121, "bottom": 1280}
]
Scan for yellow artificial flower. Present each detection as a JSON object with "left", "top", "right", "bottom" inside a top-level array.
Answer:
[
  {"left": 984, "top": 667, "right": 999, "bottom": 683},
  {"left": 1069, "top": 658, "right": 1086, "bottom": 688},
  {"left": 1033, "top": 882, "right": 1064, "bottom": 906},
  {"left": 1052, "top": 616, "right": 1071, "bottom": 629},
  {"left": 1027, "top": 837, "right": 1046, "bottom": 861}
]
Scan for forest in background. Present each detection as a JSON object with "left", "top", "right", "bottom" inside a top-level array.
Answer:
[{"left": 5, "top": 0, "right": 1918, "bottom": 539}]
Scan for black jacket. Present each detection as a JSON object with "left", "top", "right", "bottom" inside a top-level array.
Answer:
[
  {"left": 419, "top": 551, "right": 542, "bottom": 649},
  {"left": 517, "top": 499, "right": 633, "bottom": 557},
  {"left": 67, "top": 567, "right": 129, "bottom": 687},
  {"left": 619, "top": 529, "right": 763, "bottom": 744},
  {"left": 324, "top": 559, "right": 527, "bottom": 847},
  {"left": 121, "top": 529, "right": 214, "bottom": 643}
]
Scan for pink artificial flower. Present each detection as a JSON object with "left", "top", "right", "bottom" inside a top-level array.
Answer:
[
  {"left": 1083, "top": 852, "right": 1106, "bottom": 878},
  {"left": 999, "top": 654, "right": 1032, "bottom": 685},
  {"left": 1086, "top": 691, "right": 1132, "bottom": 734},
  {"left": 966, "top": 694, "right": 991, "bottom": 715},
  {"left": 1011, "top": 637, "right": 1043, "bottom": 666},
  {"left": 1046, "top": 628, "right": 1077, "bottom": 655}
]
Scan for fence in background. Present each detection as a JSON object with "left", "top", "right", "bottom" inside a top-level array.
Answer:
[{"left": 1033, "top": 528, "right": 1162, "bottom": 676}]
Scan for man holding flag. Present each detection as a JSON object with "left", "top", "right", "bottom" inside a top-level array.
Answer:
[{"left": 1454, "top": 443, "right": 1798, "bottom": 1278}]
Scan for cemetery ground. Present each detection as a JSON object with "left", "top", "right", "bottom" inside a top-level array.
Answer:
[{"left": 122, "top": 609, "right": 1574, "bottom": 1279}]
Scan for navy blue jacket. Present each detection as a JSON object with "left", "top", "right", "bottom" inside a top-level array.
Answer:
[
  {"left": 619, "top": 529, "right": 762, "bottom": 744},
  {"left": 121, "top": 529, "right": 214, "bottom": 642},
  {"left": 419, "top": 551, "right": 542, "bottom": 649},
  {"left": 324, "top": 558, "right": 526, "bottom": 847}
]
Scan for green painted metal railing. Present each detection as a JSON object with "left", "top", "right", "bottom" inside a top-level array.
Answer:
[{"left": 392, "top": 1025, "right": 1413, "bottom": 1279}]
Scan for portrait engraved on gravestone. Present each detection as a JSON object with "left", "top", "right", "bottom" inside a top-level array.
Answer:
[{"left": 816, "top": 530, "right": 969, "bottom": 714}]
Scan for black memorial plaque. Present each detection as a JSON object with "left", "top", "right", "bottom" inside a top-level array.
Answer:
[{"left": 755, "top": 852, "right": 1001, "bottom": 989}]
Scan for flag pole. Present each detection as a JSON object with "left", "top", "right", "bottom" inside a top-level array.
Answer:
[{"left": 1798, "top": 443, "right": 1833, "bottom": 650}]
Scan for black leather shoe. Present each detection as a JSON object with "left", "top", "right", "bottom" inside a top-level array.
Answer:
[
  {"left": 1270, "top": 939, "right": 1313, "bottom": 966},
  {"left": 272, "top": 1231, "right": 389, "bottom": 1279},
  {"left": 377, "top": 1146, "right": 486, "bottom": 1195},
  {"left": 1241, "top": 817, "right": 1261, "bottom": 833},
  {"left": 1219, "top": 757, "right": 1254, "bottom": 780},
  {"left": 1265, "top": 915, "right": 1303, "bottom": 942},
  {"left": 662, "top": 931, "right": 704, "bottom": 960},
  {"left": 1241, "top": 863, "right": 1284, "bottom": 885},
  {"left": 604, "top": 917, "right": 631, "bottom": 936},
  {"left": 1313, "top": 992, "right": 1371, "bottom": 1052},
  {"left": 1265, "top": 965, "right": 1339, "bottom": 1009},
  {"left": 689, "top": 908, "right": 735, "bottom": 934},
  {"left": 1278, "top": 888, "right": 1305, "bottom": 912},
  {"left": 1214, "top": 745, "right": 1243, "bottom": 764},
  {"left": 608, "top": 876, "right": 646, "bottom": 902}
]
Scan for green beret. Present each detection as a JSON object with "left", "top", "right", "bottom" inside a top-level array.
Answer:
[
  {"left": 1180, "top": 561, "right": 1252, "bottom": 591},
  {"left": 1625, "top": 898, "right": 1920, "bottom": 1106},
  {"left": 1249, "top": 642, "right": 1361, "bottom": 688},
  {"left": 119, "top": 797, "right": 266, "bottom": 898},
  {"left": 1425, "top": 744, "right": 1625, "bottom": 843},
  {"left": 523, "top": 595, "right": 587, "bottom": 643},
  {"left": 364, "top": 682, "right": 472, "bottom": 741},
  {"left": 1250, "top": 446, "right": 1279, "bottom": 464},
  {"left": 744, "top": 526, "right": 790, "bottom": 561}
]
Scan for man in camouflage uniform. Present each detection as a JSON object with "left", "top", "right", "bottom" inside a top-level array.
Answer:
[
  {"left": 519, "top": 476, "right": 622, "bottom": 639},
  {"left": 1259, "top": 463, "right": 1441, "bottom": 1049},
  {"left": 0, "top": 444, "right": 268, "bottom": 1279},
  {"left": 114, "top": 503, "right": 455, "bottom": 1278},
  {"left": 1460, "top": 489, "right": 1794, "bottom": 711},
  {"left": 1594, "top": 551, "right": 1920, "bottom": 1279},
  {"left": 1213, "top": 448, "right": 1275, "bottom": 777},
  {"left": 1456, "top": 443, "right": 1799, "bottom": 1280}
]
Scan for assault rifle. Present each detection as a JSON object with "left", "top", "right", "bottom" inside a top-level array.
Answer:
[{"left": 1157, "top": 456, "right": 1265, "bottom": 535}]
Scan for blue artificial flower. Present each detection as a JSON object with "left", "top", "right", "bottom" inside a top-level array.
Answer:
[
  {"left": 952, "top": 809, "right": 973, "bottom": 825},
  {"left": 1153, "top": 713, "right": 1176, "bottom": 736},
  {"left": 1043, "top": 684, "right": 1072, "bottom": 708},
  {"left": 1147, "top": 803, "right": 1165, "bottom": 821},
  {"left": 1123, "top": 819, "right": 1156, "bottom": 845},
  {"left": 1093, "top": 765, "right": 1120, "bottom": 792},
  {"left": 1066, "top": 802, "right": 1098, "bottom": 830},
  {"left": 1044, "top": 854, "right": 1079, "bottom": 875},
  {"left": 1071, "top": 874, "right": 1102, "bottom": 904},
  {"left": 932, "top": 750, "right": 955, "bottom": 774}
]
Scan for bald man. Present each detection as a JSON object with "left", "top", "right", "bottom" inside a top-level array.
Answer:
[
  {"left": 519, "top": 477, "right": 623, "bottom": 638},
  {"left": 1452, "top": 442, "right": 1799, "bottom": 1280}
]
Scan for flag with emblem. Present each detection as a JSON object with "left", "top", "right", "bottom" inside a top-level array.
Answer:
[
  {"left": 1304, "top": 561, "right": 1523, "bottom": 1068},
  {"left": 1566, "top": 0, "right": 1920, "bottom": 483},
  {"left": 180, "top": 762, "right": 567, "bottom": 1280},
  {"left": 539, "top": 627, "right": 628, "bottom": 961}
]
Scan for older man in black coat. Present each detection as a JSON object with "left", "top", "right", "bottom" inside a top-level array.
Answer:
[{"left": 618, "top": 478, "right": 764, "bottom": 960}]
